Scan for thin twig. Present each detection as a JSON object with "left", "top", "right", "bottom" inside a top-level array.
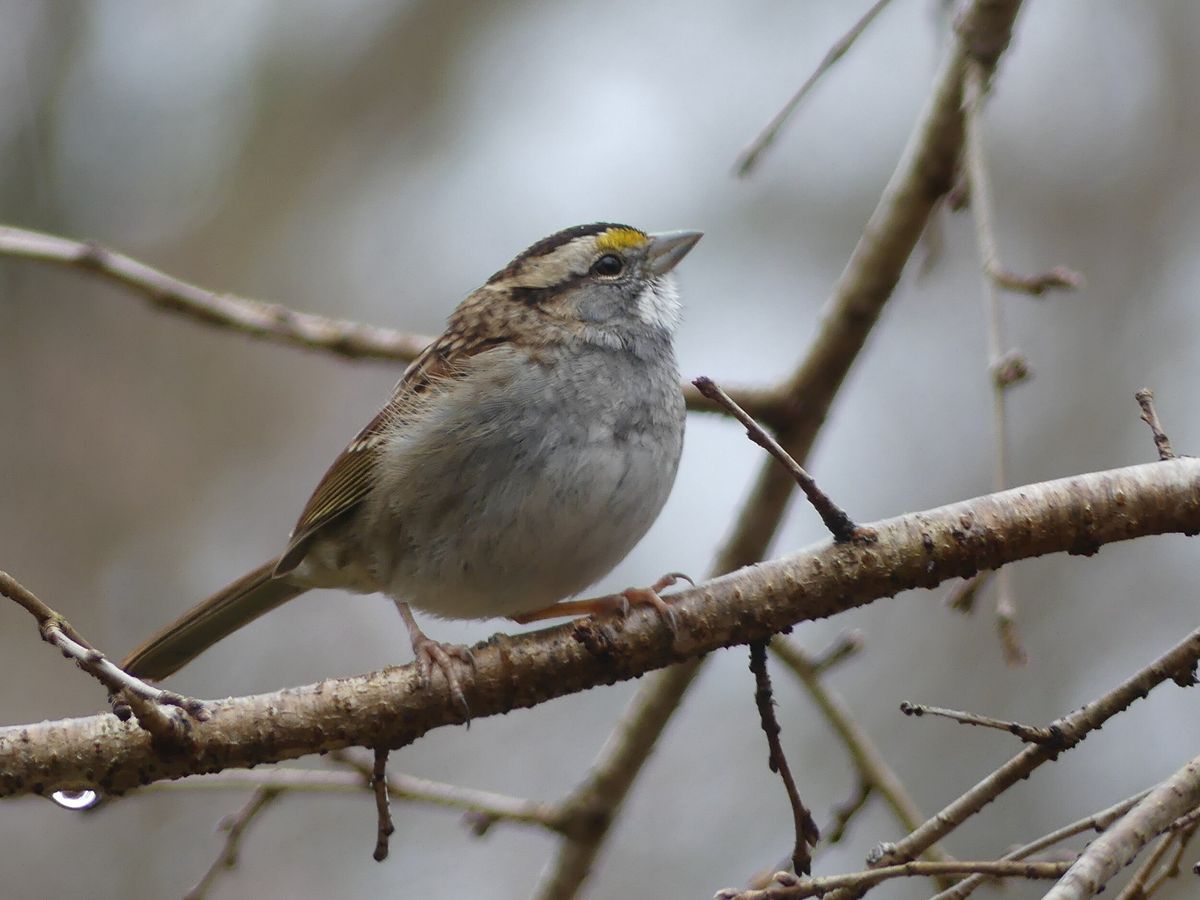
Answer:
[
  {"left": 994, "top": 574, "right": 1027, "bottom": 667},
  {"left": 870, "top": 625, "right": 1200, "bottom": 871},
  {"left": 0, "top": 224, "right": 429, "bottom": 361},
  {"left": 0, "top": 224, "right": 784, "bottom": 428},
  {"left": 944, "top": 570, "right": 993, "bottom": 614},
  {"left": 328, "top": 750, "right": 564, "bottom": 836},
  {"left": 141, "top": 765, "right": 567, "bottom": 835},
  {"left": 717, "top": 858, "right": 1072, "bottom": 900},
  {"left": 184, "top": 787, "right": 281, "bottom": 900},
  {"left": 1115, "top": 831, "right": 1179, "bottom": 900},
  {"left": 808, "top": 630, "right": 864, "bottom": 676},
  {"left": 1135, "top": 388, "right": 1177, "bottom": 461},
  {"left": 749, "top": 641, "right": 820, "bottom": 875},
  {"left": 694, "top": 376, "right": 858, "bottom": 542},
  {"left": 1044, "top": 754, "right": 1200, "bottom": 899},
  {"left": 824, "top": 781, "right": 872, "bottom": 845},
  {"left": 0, "top": 570, "right": 208, "bottom": 729},
  {"left": 960, "top": 63, "right": 1083, "bottom": 297},
  {"left": 962, "top": 58, "right": 1051, "bottom": 668},
  {"left": 1144, "top": 820, "right": 1200, "bottom": 896},
  {"left": 1169, "top": 806, "right": 1200, "bottom": 833},
  {"left": 898, "top": 701, "right": 1057, "bottom": 744},
  {"left": 771, "top": 638, "right": 956, "bottom": 882},
  {"left": 928, "top": 789, "right": 1152, "bottom": 900},
  {"left": 371, "top": 748, "right": 395, "bottom": 862},
  {"left": 734, "top": 0, "right": 897, "bottom": 176}
]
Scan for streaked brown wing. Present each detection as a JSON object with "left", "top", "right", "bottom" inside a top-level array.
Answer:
[{"left": 274, "top": 329, "right": 504, "bottom": 575}]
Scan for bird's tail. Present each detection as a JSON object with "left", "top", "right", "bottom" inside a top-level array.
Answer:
[{"left": 121, "top": 559, "right": 305, "bottom": 681}]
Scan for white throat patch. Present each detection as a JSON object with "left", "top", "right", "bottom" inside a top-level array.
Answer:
[{"left": 635, "top": 274, "right": 682, "bottom": 333}]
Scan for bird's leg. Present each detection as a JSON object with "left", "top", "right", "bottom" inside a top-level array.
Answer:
[
  {"left": 393, "top": 600, "right": 474, "bottom": 719},
  {"left": 510, "top": 572, "right": 692, "bottom": 633}
]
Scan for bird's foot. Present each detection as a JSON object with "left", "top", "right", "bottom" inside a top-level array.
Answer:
[
  {"left": 394, "top": 601, "right": 475, "bottom": 720},
  {"left": 511, "top": 571, "right": 693, "bottom": 633}
]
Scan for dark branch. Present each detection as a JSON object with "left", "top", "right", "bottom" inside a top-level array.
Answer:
[
  {"left": 749, "top": 640, "right": 819, "bottom": 875},
  {"left": 693, "top": 376, "right": 858, "bottom": 543}
]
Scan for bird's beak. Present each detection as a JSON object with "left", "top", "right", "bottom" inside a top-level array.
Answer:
[{"left": 646, "top": 230, "right": 703, "bottom": 276}]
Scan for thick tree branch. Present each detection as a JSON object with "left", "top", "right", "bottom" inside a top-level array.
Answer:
[{"left": 2, "top": 458, "right": 1196, "bottom": 798}]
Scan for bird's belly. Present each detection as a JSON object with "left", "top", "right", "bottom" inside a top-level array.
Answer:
[{"left": 378, "top": 430, "right": 676, "bottom": 620}]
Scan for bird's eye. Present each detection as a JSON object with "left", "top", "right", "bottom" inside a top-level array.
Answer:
[{"left": 591, "top": 254, "right": 624, "bottom": 277}]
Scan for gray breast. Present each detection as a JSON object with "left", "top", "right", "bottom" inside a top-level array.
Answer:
[{"left": 365, "top": 341, "right": 685, "bottom": 620}]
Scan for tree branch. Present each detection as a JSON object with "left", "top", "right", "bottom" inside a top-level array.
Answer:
[
  {"left": 0, "top": 224, "right": 782, "bottom": 428},
  {"left": 535, "top": 3, "right": 1029, "bottom": 893},
  {"left": 869, "top": 624, "right": 1200, "bottom": 872},
  {"left": 1043, "top": 754, "right": 1200, "bottom": 900},
  {"left": 927, "top": 788, "right": 1152, "bottom": 900},
  {"left": 734, "top": 0, "right": 898, "bottom": 176},
  {"left": 771, "top": 638, "right": 954, "bottom": 869},
  {"left": 2, "top": 458, "right": 1196, "bottom": 798},
  {"left": 0, "top": 570, "right": 208, "bottom": 733},
  {"left": 719, "top": 859, "right": 1072, "bottom": 900}
]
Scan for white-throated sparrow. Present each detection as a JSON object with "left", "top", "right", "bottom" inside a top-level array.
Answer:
[{"left": 122, "top": 223, "right": 702, "bottom": 706}]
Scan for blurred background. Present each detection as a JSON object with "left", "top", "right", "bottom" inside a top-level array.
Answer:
[{"left": 2, "top": 1, "right": 1199, "bottom": 898}]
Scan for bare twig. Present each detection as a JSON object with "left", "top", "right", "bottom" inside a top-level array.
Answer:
[
  {"left": 987, "top": 265, "right": 1082, "bottom": 296},
  {"left": 1115, "top": 831, "right": 1179, "bottom": 900},
  {"left": 960, "top": 62, "right": 1083, "bottom": 297},
  {"left": 994, "top": 577, "right": 1028, "bottom": 667},
  {"left": 694, "top": 376, "right": 858, "bottom": 543},
  {"left": 898, "top": 700, "right": 1056, "bottom": 744},
  {"left": 717, "top": 858, "right": 1072, "bottom": 900},
  {"left": 0, "top": 570, "right": 208, "bottom": 731},
  {"left": 1043, "top": 754, "right": 1200, "bottom": 900},
  {"left": 184, "top": 787, "right": 281, "bottom": 900},
  {"left": 824, "top": 781, "right": 872, "bottom": 845},
  {"left": 0, "top": 224, "right": 783, "bottom": 428},
  {"left": 749, "top": 641, "right": 820, "bottom": 875},
  {"left": 1169, "top": 806, "right": 1200, "bottom": 833},
  {"left": 871, "top": 626, "right": 1200, "bottom": 871},
  {"left": 371, "top": 748, "right": 395, "bottom": 862},
  {"left": 734, "top": 0, "right": 897, "bottom": 176},
  {"left": 143, "top": 764, "right": 567, "bottom": 836},
  {"left": 0, "top": 224, "right": 429, "bottom": 361},
  {"left": 1142, "top": 820, "right": 1200, "bottom": 897},
  {"left": 961, "top": 57, "right": 1067, "bottom": 668},
  {"left": 1135, "top": 388, "right": 1177, "bottom": 461},
  {"left": 771, "top": 638, "right": 956, "bottom": 882},
  {"left": 944, "top": 570, "right": 993, "bottom": 613},
  {"left": 808, "top": 630, "right": 864, "bottom": 676},
  {"left": 928, "top": 789, "right": 1152, "bottom": 900}
]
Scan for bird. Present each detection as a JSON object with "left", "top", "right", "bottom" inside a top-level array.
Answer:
[{"left": 121, "top": 222, "right": 702, "bottom": 710}]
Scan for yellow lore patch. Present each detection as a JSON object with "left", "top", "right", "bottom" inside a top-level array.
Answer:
[{"left": 595, "top": 227, "right": 648, "bottom": 253}]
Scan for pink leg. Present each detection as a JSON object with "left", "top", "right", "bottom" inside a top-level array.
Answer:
[
  {"left": 511, "top": 572, "right": 693, "bottom": 632},
  {"left": 394, "top": 601, "right": 474, "bottom": 718}
]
